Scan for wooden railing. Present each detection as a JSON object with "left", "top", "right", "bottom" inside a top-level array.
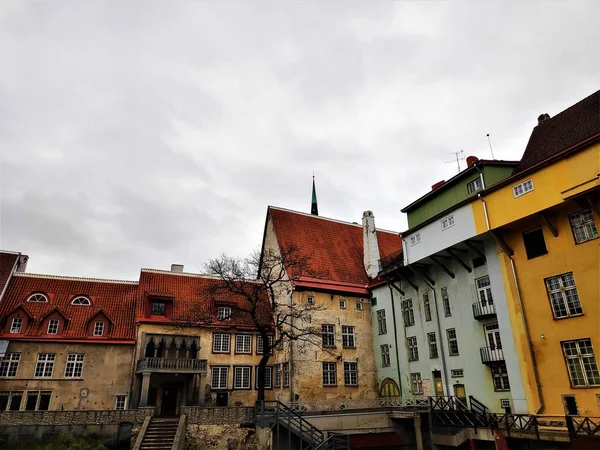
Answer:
[{"left": 136, "top": 357, "right": 207, "bottom": 373}]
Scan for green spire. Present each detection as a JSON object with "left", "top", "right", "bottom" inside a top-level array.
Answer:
[{"left": 311, "top": 175, "right": 318, "bottom": 216}]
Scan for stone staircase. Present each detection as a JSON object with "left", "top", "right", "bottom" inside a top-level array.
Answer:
[{"left": 139, "top": 418, "right": 179, "bottom": 450}]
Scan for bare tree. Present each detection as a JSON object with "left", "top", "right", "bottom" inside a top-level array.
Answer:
[{"left": 205, "top": 245, "right": 327, "bottom": 402}]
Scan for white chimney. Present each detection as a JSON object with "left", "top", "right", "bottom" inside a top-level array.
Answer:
[
  {"left": 17, "top": 255, "right": 28, "bottom": 273},
  {"left": 171, "top": 264, "right": 184, "bottom": 273},
  {"left": 362, "top": 211, "right": 381, "bottom": 279}
]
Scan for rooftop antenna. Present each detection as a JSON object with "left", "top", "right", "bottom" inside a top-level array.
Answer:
[
  {"left": 445, "top": 150, "right": 465, "bottom": 173},
  {"left": 486, "top": 133, "right": 496, "bottom": 159}
]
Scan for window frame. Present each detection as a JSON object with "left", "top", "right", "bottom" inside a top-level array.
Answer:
[
  {"left": 274, "top": 364, "right": 282, "bottom": 388},
  {"left": 211, "top": 366, "right": 229, "bottom": 390},
  {"left": 441, "top": 215, "right": 455, "bottom": 231},
  {"left": 0, "top": 391, "right": 23, "bottom": 411},
  {"left": 10, "top": 317, "right": 23, "bottom": 334},
  {"left": 71, "top": 296, "right": 91, "bottom": 306},
  {"left": 476, "top": 276, "right": 494, "bottom": 306},
  {"left": 115, "top": 395, "right": 127, "bottom": 410},
  {"left": 25, "top": 391, "right": 52, "bottom": 411},
  {"left": 441, "top": 287, "right": 451, "bottom": 317},
  {"left": 451, "top": 369, "right": 464, "bottom": 378},
  {"left": 217, "top": 306, "right": 232, "bottom": 321},
  {"left": 343, "top": 362, "right": 358, "bottom": 386},
  {"left": 523, "top": 227, "right": 548, "bottom": 259},
  {"left": 467, "top": 178, "right": 483, "bottom": 194},
  {"left": 512, "top": 179, "right": 534, "bottom": 198},
  {"left": 0, "top": 353, "right": 20, "bottom": 378},
  {"left": 235, "top": 334, "right": 252, "bottom": 354},
  {"left": 491, "top": 363, "right": 511, "bottom": 392},
  {"left": 410, "top": 233, "right": 422, "bottom": 246},
  {"left": 569, "top": 209, "right": 599, "bottom": 244},
  {"left": 562, "top": 338, "right": 600, "bottom": 387},
  {"left": 257, "top": 335, "right": 273, "bottom": 355},
  {"left": 447, "top": 328, "right": 459, "bottom": 356},
  {"left": 151, "top": 301, "right": 166, "bottom": 316},
  {"left": 93, "top": 321, "right": 105, "bottom": 336},
  {"left": 34, "top": 353, "right": 56, "bottom": 378},
  {"left": 47, "top": 319, "right": 59, "bottom": 335},
  {"left": 255, "top": 366, "right": 272, "bottom": 389},
  {"left": 355, "top": 301, "right": 363, "bottom": 311},
  {"left": 233, "top": 366, "right": 252, "bottom": 390},
  {"left": 64, "top": 353, "right": 85, "bottom": 378},
  {"left": 423, "top": 293, "right": 432, "bottom": 322},
  {"left": 339, "top": 299, "right": 346, "bottom": 309},
  {"left": 380, "top": 344, "right": 390, "bottom": 367},
  {"left": 212, "top": 333, "right": 231, "bottom": 353},
  {"left": 307, "top": 296, "right": 314, "bottom": 305},
  {"left": 27, "top": 293, "right": 49, "bottom": 303},
  {"left": 411, "top": 373, "right": 423, "bottom": 395},
  {"left": 407, "top": 336, "right": 419, "bottom": 361},
  {"left": 321, "top": 324, "right": 336, "bottom": 348},
  {"left": 402, "top": 299, "right": 415, "bottom": 327},
  {"left": 322, "top": 362, "right": 337, "bottom": 386},
  {"left": 377, "top": 309, "right": 387, "bottom": 335},
  {"left": 545, "top": 272, "right": 583, "bottom": 319},
  {"left": 342, "top": 325, "right": 356, "bottom": 348},
  {"left": 428, "top": 332, "right": 439, "bottom": 359},
  {"left": 282, "top": 362, "right": 290, "bottom": 387}
]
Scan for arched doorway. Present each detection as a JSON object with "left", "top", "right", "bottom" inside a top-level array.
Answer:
[{"left": 379, "top": 378, "right": 401, "bottom": 397}]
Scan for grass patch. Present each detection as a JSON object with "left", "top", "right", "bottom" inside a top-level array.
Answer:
[{"left": 0, "top": 436, "right": 107, "bottom": 450}]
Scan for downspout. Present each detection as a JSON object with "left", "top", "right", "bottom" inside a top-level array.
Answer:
[
  {"left": 289, "top": 286, "right": 295, "bottom": 404},
  {"left": 388, "top": 284, "right": 403, "bottom": 395},
  {"left": 474, "top": 162, "right": 486, "bottom": 189},
  {"left": 478, "top": 193, "right": 544, "bottom": 413}
]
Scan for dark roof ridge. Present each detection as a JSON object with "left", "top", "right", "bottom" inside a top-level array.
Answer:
[{"left": 140, "top": 268, "right": 262, "bottom": 283}]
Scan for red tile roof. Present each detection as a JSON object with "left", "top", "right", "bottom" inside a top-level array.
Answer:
[
  {"left": 137, "top": 269, "right": 271, "bottom": 330},
  {"left": 0, "top": 273, "right": 138, "bottom": 341},
  {"left": 267, "top": 207, "right": 402, "bottom": 289},
  {"left": 0, "top": 251, "right": 20, "bottom": 301},
  {"left": 514, "top": 90, "right": 600, "bottom": 174}
]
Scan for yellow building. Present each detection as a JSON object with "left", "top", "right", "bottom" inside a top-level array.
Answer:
[{"left": 471, "top": 90, "right": 600, "bottom": 415}]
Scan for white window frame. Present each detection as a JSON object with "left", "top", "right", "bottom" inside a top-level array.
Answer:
[
  {"left": 447, "top": 328, "right": 459, "bottom": 356},
  {"left": 339, "top": 299, "right": 346, "bottom": 309},
  {"left": 0, "top": 353, "right": 21, "bottom": 378},
  {"left": 233, "top": 366, "right": 252, "bottom": 390},
  {"left": 407, "top": 336, "right": 419, "bottom": 361},
  {"left": 235, "top": 334, "right": 252, "bottom": 354},
  {"left": 441, "top": 215, "right": 455, "bottom": 231},
  {"left": 342, "top": 326, "right": 355, "bottom": 348},
  {"left": 27, "top": 293, "right": 48, "bottom": 303},
  {"left": 570, "top": 209, "right": 599, "bottom": 244},
  {"left": 411, "top": 373, "right": 423, "bottom": 394},
  {"left": 34, "top": 354, "right": 55, "bottom": 378},
  {"left": 423, "top": 293, "right": 432, "bottom": 322},
  {"left": 274, "top": 364, "right": 282, "bottom": 388},
  {"left": 257, "top": 335, "right": 273, "bottom": 355},
  {"left": 321, "top": 324, "right": 335, "bottom": 348},
  {"left": 322, "top": 362, "right": 337, "bottom": 386},
  {"left": 512, "top": 179, "right": 534, "bottom": 198},
  {"left": 47, "top": 319, "right": 59, "bottom": 335},
  {"left": 402, "top": 299, "right": 415, "bottom": 327},
  {"left": 562, "top": 339, "right": 600, "bottom": 387},
  {"left": 377, "top": 310, "right": 387, "bottom": 335},
  {"left": 491, "top": 363, "right": 511, "bottom": 391},
  {"left": 212, "top": 334, "right": 231, "bottom": 353},
  {"left": 64, "top": 353, "right": 84, "bottom": 378},
  {"left": 115, "top": 395, "right": 127, "bottom": 410},
  {"left": 10, "top": 318, "right": 22, "bottom": 334},
  {"left": 476, "top": 276, "right": 494, "bottom": 306},
  {"left": 24, "top": 390, "right": 52, "bottom": 411},
  {"left": 381, "top": 344, "right": 390, "bottom": 367},
  {"left": 93, "top": 321, "right": 105, "bottom": 336},
  {"left": 283, "top": 362, "right": 290, "bottom": 387},
  {"left": 451, "top": 369, "right": 464, "bottom": 378},
  {"left": 355, "top": 301, "right": 363, "bottom": 311},
  {"left": 428, "top": 332, "right": 438, "bottom": 359},
  {"left": 255, "top": 366, "right": 272, "bottom": 389},
  {"left": 71, "top": 296, "right": 91, "bottom": 306},
  {"left": 211, "top": 366, "right": 229, "bottom": 389},
  {"left": 410, "top": 233, "right": 422, "bottom": 246},
  {"left": 545, "top": 272, "right": 583, "bottom": 319},
  {"left": 0, "top": 391, "right": 23, "bottom": 411},
  {"left": 343, "top": 362, "right": 358, "bottom": 386},
  {"left": 217, "top": 306, "right": 232, "bottom": 321},
  {"left": 467, "top": 178, "right": 483, "bottom": 194},
  {"left": 441, "top": 287, "right": 451, "bottom": 317}
]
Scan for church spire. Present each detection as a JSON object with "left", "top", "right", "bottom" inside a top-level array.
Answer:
[{"left": 311, "top": 174, "right": 319, "bottom": 216}]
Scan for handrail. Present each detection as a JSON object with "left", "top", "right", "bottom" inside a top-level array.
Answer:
[
  {"left": 137, "top": 357, "right": 207, "bottom": 372},
  {"left": 480, "top": 346, "right": 505, "bottom": 363},
  {"left": 132, "top": 416, "right": 151, "bottom": 450},
  {"left": 472, "top": 301, "right": 496, "bottom": 318},
  {"left": 256, "top": 401, "right": 324, "bottom": 446}
]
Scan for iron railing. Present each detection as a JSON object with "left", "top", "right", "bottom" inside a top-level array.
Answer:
[
  {"left": 379, "top": 249, "right": 404, "bottom": 273},
  {"left": 480, "top": 346, "right": 505, "bottom": 364},
  {"left": 136, "top": 357, "right": 207, "bottom": 373},
  {"left": 472, "top": 301, "right": 496, "bottom": 319},
  {"left": 289, "top": 396, "right": 428, "bottom": 412}
]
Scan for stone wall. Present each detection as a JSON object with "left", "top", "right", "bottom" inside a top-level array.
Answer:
[
  {"left": 181, "top": 406, "right": 255, "bottom": 425},
  {"left": 186, "top": 424, "right": 271, "bottom": 450},
  {"left": 0, "top": 407, "right": 153, "bottom": 426}
]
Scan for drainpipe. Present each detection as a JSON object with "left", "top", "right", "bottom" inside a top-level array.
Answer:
[
  {"left": 478, "top": 194, "right": 544, "bottom": 413},
  {"left": 474, "top": 162, "right": 486, "bottom": 189},
  {"left": 388, "top": 284, "right": 403, "bottom": 396},
  {"left": 289, "top": 287, "right": 295, "bottom": 404}
]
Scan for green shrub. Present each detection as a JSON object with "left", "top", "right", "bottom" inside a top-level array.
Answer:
[{"left": 0, "top": 436, "right": 106, "bottom": 450}]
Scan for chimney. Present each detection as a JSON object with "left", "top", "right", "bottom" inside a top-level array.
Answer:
[
  {"left": 171, "top": 264, "right": 184, "bottom": 273},
  {"left": 362, "top": 211, "right": 381, "bottom": 279},
  {"left": 431, "top": 180, "right": 446, "bottom": 191},
  {"left": 16, "top": 255, "right": 28, "bottom": 273},
  {"left": 466, "top": 155, "right": 480, "bottom": 167},
  {"left": 537, "top": 113, "right": 551, "bottom": 125}
]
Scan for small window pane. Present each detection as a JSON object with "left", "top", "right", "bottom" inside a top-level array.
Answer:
[{"left": 523, "top": 228, "right": 547, "bottom": 259}]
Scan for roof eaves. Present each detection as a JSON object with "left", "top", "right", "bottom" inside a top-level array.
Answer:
[{"left": 13, "top": 273, "right": 138, "bottom": 284}]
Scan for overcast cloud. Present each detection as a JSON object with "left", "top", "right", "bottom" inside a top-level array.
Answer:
[{"left": 1, "top": 1, "right": 599, "bottom": 279}]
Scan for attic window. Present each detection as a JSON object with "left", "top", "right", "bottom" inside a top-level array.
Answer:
[
  {"left": 410, "top": 234, "right": 421, "bottom": 246},
  {"left": 467, "top": 178, "right": 483, "bottom": 194},
  {"left": 27, "top": 293, "right": 48, "bottom": 303},
  {"left": 217, "top": 306, "right": 232, "bottom": 321},
  {"left": 513, "top": 179, "right": 534, "bottom": 198},
  {"left": 151, "top": 301, "right": 166, "bottom": 316},
  {"left": 47, "top": 320, "right": 59, "bottom": 335},
  {"left": 93, "top": 321, "right": 105, "bottom": 336},
  {"left": 71, "top": 296, "right": 91, "bottom": 306}
]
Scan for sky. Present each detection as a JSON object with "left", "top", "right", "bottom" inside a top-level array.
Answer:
[{"left": 1, "top": 2, "right": 599, "bottom": 280}]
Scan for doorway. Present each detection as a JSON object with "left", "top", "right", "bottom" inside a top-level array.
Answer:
[
  {"left": 563, "top": 395, "right": 578, "bottom": 415},
  {"left": 161, "top": 386, "right": 179, "bottom": 416},
  {"left": 453, "top": 384, "right": 467, "bottom": 408},
  {"left": 485, "top": 323, "right": 503, "bottom": 359},
  {"left": 216, "top": 392, "right": 228, "bottom": 407},
  {"left": 432, "top": 370, "right": 444, "bottom": 397}
]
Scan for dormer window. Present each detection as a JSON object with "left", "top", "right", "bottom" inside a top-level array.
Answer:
[
  {"left": 151, "top": 301, "right": 166, "bottom": 316},
  {"left": 10, "top": 318, "right": 22, "bottom": 334},
  {"left": 71, "top": 296, "right": 91, "bottom": 306},
  {"left": 27, "top": 293, "right": 48, "bottom": 303},
  {"left": 47, "top": 319, "right": 59, "bottom": 335},
  {"left": 217, "top": 306, "right": 232, "bottom": 321},
  {"left": 93, "top": 321, "right": 105, "bottom": 336}
]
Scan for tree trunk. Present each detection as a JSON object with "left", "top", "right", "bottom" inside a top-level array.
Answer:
[{"left": 257, "top": 332, "right": 271, "bottom": 402}]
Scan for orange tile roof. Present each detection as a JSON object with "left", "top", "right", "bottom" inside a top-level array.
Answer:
[
  {"left": 0, "top": 273, "right": 138, "bottom": 341},
  {"left": 267, "top": 207, "right": 402, "bottom": 289}
]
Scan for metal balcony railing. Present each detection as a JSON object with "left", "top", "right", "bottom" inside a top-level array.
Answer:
[
  {"left": 379, "top": 249, "right": 404, "bottom": 273},
  {"left": 136, "top": 357, "right": 207, "bottom": 373},
  {"left": 480, "top": 347, "right": 505, "bottom": 364},
  {"left": 472, "top": 301, "right": 496, "bottom": 319}
]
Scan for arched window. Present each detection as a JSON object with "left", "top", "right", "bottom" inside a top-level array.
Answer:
[
  {"left": 27, "top": 293, "right": 49, "bottom": 303},
  {"left": 71, "top": 296, "right": 91, "bottom": 306},
  {"left": 379, "top": 378, "right": 401, "bottom": 397}
]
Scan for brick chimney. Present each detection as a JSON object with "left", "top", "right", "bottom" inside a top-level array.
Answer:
[{"left": 363, "top": 211, "right": 381, "bottom": 279}]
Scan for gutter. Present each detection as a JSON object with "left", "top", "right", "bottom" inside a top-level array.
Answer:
[
  {"left": 387, "top": 284, "right": 403, "bottom": 396},
  {"left": 478, "top": 194, "right": 544, "bottom": 413}
]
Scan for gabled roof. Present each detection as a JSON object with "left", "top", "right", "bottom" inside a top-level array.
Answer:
[
  {"left": 266, "top": 207, "right": 402, "bottom": 290},
  {"left": 514, "top": 90, "right": 600, "bottom": 174},
  {"left": 0, "top": 251, "right": 21, "bottom": 302},
  {"left": 0, "top": 273, "right": 138, "bottom": 341}
]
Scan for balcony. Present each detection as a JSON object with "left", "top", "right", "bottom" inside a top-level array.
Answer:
[
  {"left": 472, "top": 301, "right": 496, "bottom": 320},
  {"left": 480, "top": 347, "right": 504, "bottom": 364},
  {"left": 379, "top": 249, "right": 404, "bottom": 274},
  {"left": 136, "top": 357, "right": 207, "bottom": 374}
]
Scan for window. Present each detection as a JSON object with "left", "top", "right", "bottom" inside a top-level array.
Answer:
[
  {"left": 151, "top": 301, "right": 166, "bottom": 315},
  {"left": 356, "top": 302, "right": 363, "bottom": 311},
  {"left": 381, "top": 344, "right": 390, "bottom": 367},
  {"left": 523, "top": 228, "right": 548, "bottom": 259},
  {"left": 236, "top": 335, "right": 252, "bottom": 354},
  {"left": 71, "top": 296, "right": 91, "bottom": 306},
  {"left": 257, "top": 335, "right": 273, "bottom": 354},
  {"left": 307, "top": 296, "right": 314, "bottom": 305},
  {"left": 451, "top": 369, "right": 464, "bottom": 378},
  {"left": 501, "top": 399, "right": 512, "bottom": 410},
  {"left": 423, "top": 293, "right": 432, "bottom": 322},
  {"left": 27, "top": 293, "right": 48, "bottom": 303},
  {"left": 377, "top": 310, "right": 387, "bottom": 334},
  {"left": 441, "top": 287, "right": 451, "bottom": 317},
  {"left": 570, "top": 209, "right": 598, "bottom": 244},
  {"left": 322, "top": 362, "right": 337, "bottom": 386},
  {"left": 274, "top": 364, "right": 282, "bottom": 387},
  {"left": 473, "top": 257, "right": 486, "bottom": 268},
  {"left": 411, "top": 373, "right": 423, "bottom": 394},
  {"left": 342, "top": 326, "right": 355, "bottom": 348},
  {"left": 211, "top": 366, "right": 229, "bottom": 389},
  {"left": 476, "top": 276, "right": 494, "bottom": 305},
  {"left": 283, "top": 362, "right": 290, "bottom": 387},
  {"left": 24, "top": 391, "right": 51, "bottom": 411},
  {"left": 447, "top": 329, "right": 459, "bottom": 356},
  {"left": 321, "top": 324, "right": 335, "bottom": 348},
  {"left": 115, "top": 395, "right": 127, "bottom": 410},
  {"left": 10, "top": 318, "right": 22, "bottom": 333},
  {"left": 491, "top": 363, "right": 511, "bottom": 391},
  {"left": 255, "top": 366, "right": 272, "bottom": 389},
  {"left": 402, "top": 299, "right": 415, "bottom": 327},
  {"left": 93, "top": 321, "right": 105, "bottom": 336},
  {"left": 65, "top": 353, "right": 84, "bottom": 378},
  {"left": 441, "top": 215, "right": 455, "bottom": 230},
  {"left": 0, "top": 391, "right": 23, "bottom": 411},
  {"left": 343, "top": 362, "right": 358, "bottom": 386},
  {"left": 428, "top": 332, "right": 439, "bottom": 359},
  {"left": 410, "top": 234, "right": 421, "bottom": 246},
  {"left": 512, "top": 179, "right": 534, "bottom": 198},
  {"left": 339, "top": 299, "right": 346, "bottom": 309},
  {"left": 217, "top": 306, "right": 232, "bottom": 321},
  {"left": 34, "top": 354, "right": 55, "bottom": 377},
  {"left": 546, "top": 273, "right": 583, "bottom": 319},
  {"left": 212, "top": 334, "right": 231, "bottom": 353},
  {"left": 371, "top": 297, "right": 377, "bottom": 307},
  {"left": 467, "top": 178, "right": 483, "bottom": 194},
  {"left": 0, "top": 353, "right": 20, "bottom": 378},
  {"left": 47, "top": 319, "right": 59, "bottom": 335},
  {"left": 407, "top": 336, "right": 418, "bottom": 361},
  {"left": 233, "top": 366, "right": 251, "bottom": 389},
  {"left": 562, "top": 339, "right": 600, "bottom": 386}
]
